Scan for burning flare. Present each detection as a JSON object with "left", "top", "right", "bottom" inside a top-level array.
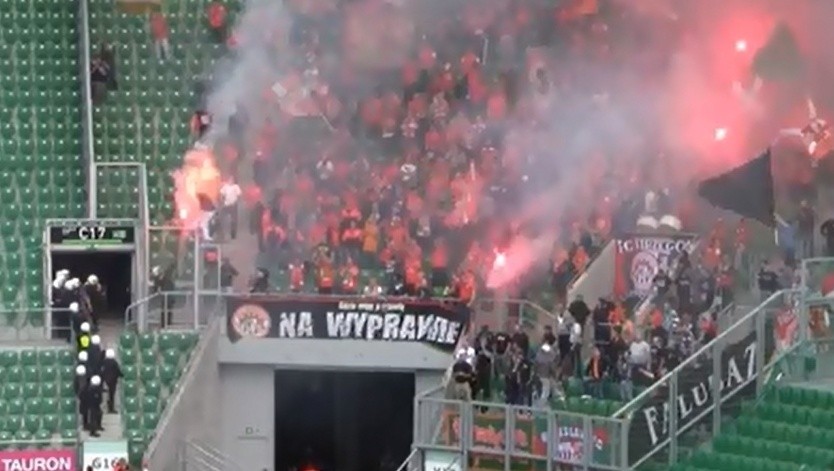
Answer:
[{"left": 172, "top": 145, "right": 222, "bottom": 231}]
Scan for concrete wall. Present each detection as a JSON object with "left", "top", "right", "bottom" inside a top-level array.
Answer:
[
  {"left": 220, "top": 364, "right": 276, "bottom": 471},
  {"left": 216, "top": 366, "right": 445, "bottom": 471},
  {"left": 145, "top": 318, "right": 223, "bottom": 470},
  {"left": 218, "top": 335, "right": 454, "bottom": 371}
]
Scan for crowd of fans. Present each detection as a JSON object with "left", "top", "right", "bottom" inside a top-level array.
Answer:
[{"left": 177, "top": 0, "right": 698, "bottom": 302}]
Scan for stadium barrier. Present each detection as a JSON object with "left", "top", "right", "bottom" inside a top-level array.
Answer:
[
  {"left": 614, "top": 289, "right": 799, "bottom": 469},
  {"left": 413, "top": 390, "right": 628, "bottom": 471},
  {"left": 144, "top": 316, "right": 226, "bottom": 471}
]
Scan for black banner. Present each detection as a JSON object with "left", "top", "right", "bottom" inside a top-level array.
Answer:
[
  {"left": 226, "top": 295, "right": 471, "bottom": 351},
  {"left": 627, "top": 331, "right": 772, "bottom": 465}
]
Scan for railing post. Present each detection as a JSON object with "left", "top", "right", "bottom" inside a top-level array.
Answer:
[
  {"left": 800, "top": 259, "right": 810, "bottom": 344},
  {"left": 669, "top": 370, "right": 679, "bottom": 466},
  {"left": 193, "top": 233, "right": 201, "bottom": 329},
  {"left": 620, "top": 417, "right": 630, "bottom": 469},
  {"left": 755, "top": 301, "right": 767, "bottom": 395},
  {"left": 712, "top": 333, "right": 723, "bottom": 436},
  {"left": 545, "top": 411, "right": 554, "bottom": 471},
  {"left": 581, "top": 415, "right": 592, "bottom": 471},
  {"left": 78, "top": 0, "right": 96, "bottom": 218},
  {"left": 504, "top": 405, "right": 513, "bottom": 471}
]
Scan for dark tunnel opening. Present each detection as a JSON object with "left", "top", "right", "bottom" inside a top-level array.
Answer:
[{"left": 274, "top": 369, "right": 415, "bottom": 471}]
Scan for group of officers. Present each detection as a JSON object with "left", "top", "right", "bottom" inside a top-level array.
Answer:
[{"left": 52, "top": 269, "right": 123, "bottom": 437}]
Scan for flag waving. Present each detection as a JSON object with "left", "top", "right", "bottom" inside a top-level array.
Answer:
[{"left": 698, "top": 149, "right": 776, "bottom": 226}]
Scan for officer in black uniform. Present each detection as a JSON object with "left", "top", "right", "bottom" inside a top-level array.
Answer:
[
  {"left": 86, "top": 375, "right": 104, "bottom": 437},
  {"left": 102, "top": 349, "right": 123, "bottom": 414}
]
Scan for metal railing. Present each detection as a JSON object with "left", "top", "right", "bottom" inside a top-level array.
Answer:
[
  {"left": 614, "top": 289, "right": 798, "bottom": 469},
  {"left": 79, "top": 0, "right": 95, "bottom": 218},
  {"left": 413, "top": 396, "right": 628, "bottom": 471},
  {"left": 124, "top": 290, "right": 221, "bottom": 331}
]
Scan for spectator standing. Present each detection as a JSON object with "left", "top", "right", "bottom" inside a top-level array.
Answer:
[
  {"left": 90, "top": 55, "right": 110, "bottom": 105},
  {"left": 149, "top": 12, "right": 171, "bottom": 61},
  {"left": 584, "top": 347, "right": 607, "bottom": 398},
  {"left": 820, "top": 217, "right": 834, "bottom": 256},
  {"left": 206, "top": 1, "right": 228, "bottom": 44},
  {"left": 219, "top": 177, "right": 242, "bottom": 240},
  {"left": 534, "top": 343, "right": 559, "bottom": 406},
  {"left": 797, "top": 200, "right": 816, "bottom": 259},
  {"left": 449, "top": 351, "right": 474, "bottom": 401}
]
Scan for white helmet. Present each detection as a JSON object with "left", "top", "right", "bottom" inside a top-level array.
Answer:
[
  {"left": 78, "top": 351, "right": 88, "bottom": 362},
  {"left": 56, "top": 269, "right": 70, "bottom": 280},
  {"left": 152, "top": 266, "right": 162, "bottom": 277},
  {"left": 80, "top": 322, "right": 91, "bottom": 333},
  {"left": 75, "top": 365, "right": 86, "bottom": 376},
  {"left": 91, "top": 335, "right": 101, "bottom": 346},
  {"left": 69, "top": 302, "right": 79, "bottom": 313},
  {"left": 90, "top": 375, "right": 102, "bottom": 387},
  {"left": 105, "top": 349, "right": 116, "bottom": 359},
  {"left": 87, "top": 275, "right": 99, "bottom": 285}
]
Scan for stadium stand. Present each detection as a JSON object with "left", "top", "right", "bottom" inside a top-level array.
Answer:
[
  {"left": 674, "top": 385, "right": 834, "bottom": 471},
  {"left": 0, "top": 0, "right": 84, "bottom": 309},
  {"left": 86, "top": 0, "right": 241, "bottom": 277},
  {"left": 118, "top": 329, "right": 199, "bottom": 463},
  {"left": 0, "top": 347, "right": 79, "bottom": 447}
]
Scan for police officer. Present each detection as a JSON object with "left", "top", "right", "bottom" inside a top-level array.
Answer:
[
  {"left": 86, "top": 375, "right": 104, "bottom": 437},
  {"left": 84, "top": 275, "right": 107, "bottom": 329},
  {"left": 77, "top": 350, "right": 89, "bottom": 368},
  {"left": 102, "top": 349, "right": 123, "bottom": 414},
  {"left": 76, "top": 365, "right": 89, "bottom": 430},
  {"left": 77, "top": 322, "right": 91, "bottom": 353},
  {"left": 88, "top": 335, "right": 103, "bottom": 376}
]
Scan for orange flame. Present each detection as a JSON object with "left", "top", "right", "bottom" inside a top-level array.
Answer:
[{"left": 172, "top": 146, "right": 222, "bottom": 231}]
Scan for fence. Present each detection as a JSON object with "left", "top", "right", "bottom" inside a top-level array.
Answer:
[
  {"left": 614, "top": 289, "right": 798, "bottom": 469},
  {"left": 413, "top": 394, "right": 628, "bottom": 471},
  {"left": 124, "top": 291, "right": 223, "bottom": 331}
]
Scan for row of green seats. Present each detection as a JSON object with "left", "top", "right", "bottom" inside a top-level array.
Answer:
[
  {"left": 735, "top": 417, "right": 834, "bottom": 450},
  {"left": 0, "top": 397, "right": 77, "bottom": 415},
  {"left": 713, "top": 434, "right": 834, "bottom": 469},
  {"left": 774, "top": 385, "right": 834, "bottom": 410},
  {"left": 0, "top": 349, "right": 75, "bottom": 366},
  {"left": 684, "top": 451, "right": 824, "bottom": 471},
  {"left": 0, "top": 0, "right": 76, "bottom": 13},
  {"left": 751, "top": 401, "right": 834, "bottom": 429}
]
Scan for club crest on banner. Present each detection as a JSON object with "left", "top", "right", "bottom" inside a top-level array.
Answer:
[
  {"left": 230, "top": 304, "right": 272, "bottom": 339},
  {"left": 615, "top": 234, "right": 697, "bottom": 298}
]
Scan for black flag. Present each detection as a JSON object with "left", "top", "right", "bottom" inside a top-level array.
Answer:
[
  {"left": 698, "top": 149, "right": 775, "bottom": 226},
  {"left": 752, "top": 22, "right": 805, "bottom": 83}
]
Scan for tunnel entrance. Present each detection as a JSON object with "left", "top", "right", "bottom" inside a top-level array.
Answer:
[{"left": 274, "top": 369, "right": 415, "bottom": 471}]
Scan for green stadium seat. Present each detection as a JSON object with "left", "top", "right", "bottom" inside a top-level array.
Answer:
[
  {"left": 140, "top": 349, "right": 156, "bottom": 365},
  {"left": 123, "top": 380, "right": 139, "bottom": 398},
  {"left": 141, "top": 396, "right": 158, "bottom": 413},
  {"left": 34, "top": 429, "right": 51, "bottom": 448},
  {"left": 23, "top": 382, "right": 39, "bottom": 398},
  {"left": 124, "top": 413, "right": 141, "bottom": 430},
  {"left": 4, "top": 416, "right": 22, "bottom": 434},
  {"left": 57, "top": 365, "right": 74, "bottom": 382},
  {"left": 143, "top": 412, "right": 159, "bottom": 430},
  {"left": 58, "top": 398, "right": 75, "bottom": 414},
  {"left": 161, "top": 349, "right": 180, "bottom": 367},
  {"left": 23, "top": 366, "right": 39, "bottom": 382},
  {"left": 59, "top": 413, "right": 76, "bottom": 431},
  {"left": 123, "top": 397, "right": 140, "bottom": 414},
  {"left": 138, "top": 333, "right": 155, "bottom": 350},
  {"left": 140, "top": 365, "right": 157, "bottom": 382},
  {"left": 144, "top": 380, "right": 161, "bottom": 397},
  {"left": 24, "top": 398, "right": 42, "bottom": 415},
  {"left": 3, "top": 384, "right": 20, "bottom": 400},
  {"left": 122, "top": 365, "right": 137, "bottom": 380},
  {"left": 120, "top": 348, "right": 137, "bottom": 365},
  {"left": 15, "top": 430, "right": 33, "bottom": 442},
  {"left": 58, "top": 381, "right": 74, "bottom": 398},
  {"left": 0, "top": 351, "right": 19, "bottom": 367},
  {"left": 56, "top": 349, "right": 74, "bottom": 366},
  {"left": 159, "top": 364, "right": 177, "bottom": 386}
]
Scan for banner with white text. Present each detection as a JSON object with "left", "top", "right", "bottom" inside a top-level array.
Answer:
[
  {"left": 226, "top": 295, "right": 471, "bottom": 351},
  {"left": 614, "top": 233, "right": 698, "bottom": 298}
]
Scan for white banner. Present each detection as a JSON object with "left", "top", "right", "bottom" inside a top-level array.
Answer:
[
  {"left": 83, "top": 440, "right": 129, "bottom": 470},
  {"left": 423, "top": 450, "right": 462, "bottom": 471}
]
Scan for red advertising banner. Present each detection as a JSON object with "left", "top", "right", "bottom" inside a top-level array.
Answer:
[
  {"left": 614, "top": 234, "right": 698, "bottom": 299},
  {"left": 0, "top": 449, "right": 77, "bottom": 471}
]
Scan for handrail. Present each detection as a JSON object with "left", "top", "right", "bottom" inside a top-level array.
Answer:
[
  {"left": 567, "top": 239, "right": 612, "bottom": 290},
  {"left": 613, "top": 289, "right": 790, "bottom": 418},
  {"left": 78, "top": 0, "right": 96, "bottom": 218},
  {"left": 393, "top": 448, "right": 419, "bottom": 471},
  {"left": 123, "top": 290, "right": 195, "bottom": 328}
]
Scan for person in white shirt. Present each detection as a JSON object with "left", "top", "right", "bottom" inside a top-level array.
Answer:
[{"left": 219, "top": 177, "right": 242, "bottom": 240}]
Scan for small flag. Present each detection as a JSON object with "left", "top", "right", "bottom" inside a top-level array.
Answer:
[{"left": 698, "top": 148, "right": 775, "bottom": 226}]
